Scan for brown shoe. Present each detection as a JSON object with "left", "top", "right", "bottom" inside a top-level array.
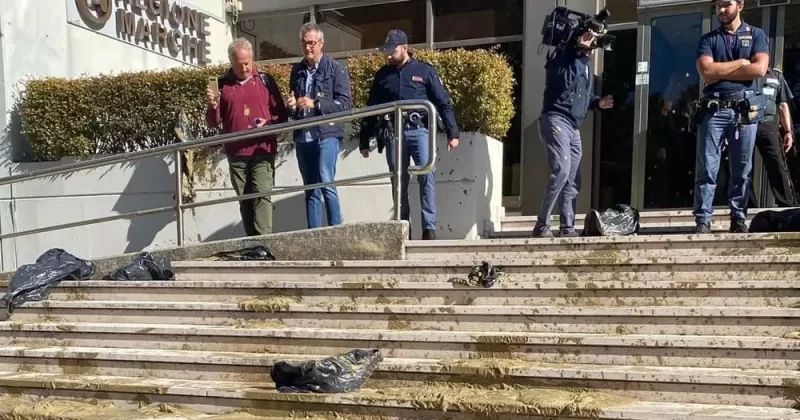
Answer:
[{"left": 422, "top": 229, "right": 437, "bottom": 240}]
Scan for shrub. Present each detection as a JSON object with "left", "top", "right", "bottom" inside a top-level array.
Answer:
[{"left": 16, "top": 48, "right": 515, "bottom": 161}]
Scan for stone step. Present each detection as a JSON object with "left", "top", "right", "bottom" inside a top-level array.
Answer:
[
  {"left": 2, "top": 324, "right": 798, "bottom": 369},
  {"left": 1, "top": 372, "right": 800, "bottom": 418},
  {"left": 405, "top": 233, "right": 800, "bottom": 260},
  {"left": 13, "top": 300, "right": 800, "bottom": 336},
  {"left": 170, "top": 256, "right": 800, "bottom": 283},
  {"left": 3, "top": 347, "right": 799, "bottom": 407},
  {"left": 40, "top": 280, "right": 800, "bottom": 308},
  {"left": 499, "top": 209, "right": 779, "bottom": 234}
]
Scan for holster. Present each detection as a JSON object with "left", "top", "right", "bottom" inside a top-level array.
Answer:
[
  {"left": 738, "top": 93, "right": 767, "bottom": 125},
  {"left": 375, "top": 115, "right": 395, "bottom": 154}
]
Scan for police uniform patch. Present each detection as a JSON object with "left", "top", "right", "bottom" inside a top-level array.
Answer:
[
  {"left": 764, "top": 87, "right": 776, "bottom": 96},
  {"left": 742, "top": 39, "right": 751, "bottom": 47},
  {"left": 412, "top": 76, "right": 424, "bottom": 83}
]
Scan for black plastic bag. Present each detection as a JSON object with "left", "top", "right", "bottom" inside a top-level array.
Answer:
[
  {"left": 212, "top": 245, "right": 276, "bottom": 261},
  {"left": 109, "top": 253, "right": 173, "bottom": 281},
  {"left": 583, "top": 204, "right": 640, "bottom": 237},
  {"left": 271, "top": 349, "right": 382, "bottom": 393},
  {"left": 0, "top": 249, "right": 95, "bottom": 313},
  {"left": 749, "top": 208, "right": 800, "bottom": 233},
  {"left": 468, "top": 261, "right": 502, "bottom": 288}
]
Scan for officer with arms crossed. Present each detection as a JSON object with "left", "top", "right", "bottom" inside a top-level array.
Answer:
[
  {"left": 532, "top": 20, "right": 614, "bottom": 238},
  {"left": 360, "top": 29, "right": 460, "bottom": 241},
  {"left": 694, "top": 0, "right": 769, "bottom": 234},
  {"left": 749, "top": 66, "right": 795, "bottom": 207}
]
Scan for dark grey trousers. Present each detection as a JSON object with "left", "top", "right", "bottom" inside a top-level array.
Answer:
[{"left": 536, "top": 113, "right": 582, "bottom": 232}]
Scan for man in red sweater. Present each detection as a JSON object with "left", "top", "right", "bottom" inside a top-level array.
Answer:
[{"left": 206, "top": 38, "right": 289, "bottom": 236}]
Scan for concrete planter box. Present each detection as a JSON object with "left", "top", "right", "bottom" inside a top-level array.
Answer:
[{"left": 0, "top": 132, "right": 502, "bottom": 270}]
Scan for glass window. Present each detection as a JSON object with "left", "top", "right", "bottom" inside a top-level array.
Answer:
[
  {"left": 432, "top": 0, "right": 523, "bottom": 42},
  {"left": 238, "top": 12, "right": 309, "bottom": 61},
  {"left": 643, "top": 12, "right": 703, "bottom": 209},
  {"left": 782, "top": 5, "right": 800, "bottom": 193},
  {"left": 604, "top": 0, "right": 638, "bottom": 25},
  {"left": 317, "top": 0, "right": 426, "bottom": 52}
]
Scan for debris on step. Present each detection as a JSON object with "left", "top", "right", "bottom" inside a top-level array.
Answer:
[
  {"left": 234, "top": 319, "right": 287, "bottom": 329},
  {"left": 0, "top": 395, "right": 201, "bottom": 419},
  {"left": 358, "top": 383, "right": 635, "bottom": 417},
  {"left": 783, "top": 332, "right": 800, "bottom": 339},
  {"left": 238, "top": 295, "right": 301, "bottom": 312}
]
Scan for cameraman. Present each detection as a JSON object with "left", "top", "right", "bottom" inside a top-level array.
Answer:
[{"left": 532, "top": 30, "right": 614, "bottom": 238}]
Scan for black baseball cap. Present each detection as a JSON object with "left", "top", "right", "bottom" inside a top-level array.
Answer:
[
  {"left": 711, "top": 0, "right": 743, "bottom": 4},
  {"left": 380, "top": 29, "right": 409, "bottom": 52}
]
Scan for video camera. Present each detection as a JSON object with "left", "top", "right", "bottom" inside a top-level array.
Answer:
[{"left": 540, "top": 7, "right": 615, "bottom": 54}]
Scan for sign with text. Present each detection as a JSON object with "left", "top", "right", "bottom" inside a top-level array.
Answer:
[{"left": 68, "top": 0, "right": 212, "bottom": 66}]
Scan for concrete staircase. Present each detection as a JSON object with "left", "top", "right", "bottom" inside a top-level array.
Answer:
[{"left": 1, "top": 231, "right": 800, "bottom": 418}]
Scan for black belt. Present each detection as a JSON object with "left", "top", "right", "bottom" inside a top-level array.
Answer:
[{"left": 699, "top": 98, "right": 746, "bottom": 111}]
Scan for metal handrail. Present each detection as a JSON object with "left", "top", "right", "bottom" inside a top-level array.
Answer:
[{"left": 0, "top": 99, "right": 439, "bottom": 243}]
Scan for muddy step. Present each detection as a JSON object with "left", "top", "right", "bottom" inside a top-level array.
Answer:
[
  {"left": 13, "top": 301, "right": 800, "bottom": 336},
  {"left": 405, "top": 233, "right": 800, "bottom": 260},
  {"left": 3, "top": 348, "right": 799, "bottom": 407},
  {"left": 0, "top": 372, "right": 799, "bottom": 419},
  {"left": 40, "top": 280, "right": 800, "bottom": 308},
  {"left": 2, "top": 324, "right": 798, "bottom": 369},
  {"left": 499, "top": 209, "right": 777, "bottom": 232},
  {"left": 170, "top": 256, "right": 800, "bottom": 283}
]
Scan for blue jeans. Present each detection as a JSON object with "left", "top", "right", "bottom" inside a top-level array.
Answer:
[
  {"left": 385, "top": 128, "right": 436, "bottom": 231},
  {"left": 296, "top": 137, "right": 342, "bottom": 228},
  {"left": 694, "top": 108, "right": 757, "bottom": 224},
  {"left": 537, "top": 113, "right": 582, "bottom": 233}
]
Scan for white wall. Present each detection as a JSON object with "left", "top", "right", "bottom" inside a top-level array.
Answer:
[
  {"left": 0, "top": 132, "right": 502, "bottom": 270},
  {"left": 0, "top": 0, "right": 234, "bottom": 269}
]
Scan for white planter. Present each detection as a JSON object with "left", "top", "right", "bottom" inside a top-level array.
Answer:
[{"left": 0, "top": 132, "right": 503, "bottom": 270}]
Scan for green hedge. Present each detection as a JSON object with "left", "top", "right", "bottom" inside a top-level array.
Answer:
[{"left": 16, "top": 48, "right": 515, "bottom": 161}]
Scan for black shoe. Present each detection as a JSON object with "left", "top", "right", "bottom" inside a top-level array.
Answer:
[
  {"left": 695, "top": 223, "right": 711, "bottom": 234},
  {"left": 532, "top": 223, "right": 553, "bottom": 238},
  {"left": 422, "top": 229, "right": 437, "bottom": 240},
  {"left": 729, "top": 219, "right": 749, "bottom": 234},
  {"left": 557, "top": 230, "right": 580, "bottom": 238}
]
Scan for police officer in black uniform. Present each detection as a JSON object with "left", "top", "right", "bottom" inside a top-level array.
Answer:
[
  {"left": 749, "top": 67, "right": 796, "bottom": 207},
  {"left": 359, "top": 29, "right": 460, "bottom": 241}
]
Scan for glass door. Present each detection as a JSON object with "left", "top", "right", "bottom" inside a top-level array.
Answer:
[{"left": 634, "top": 8, "right": 707, "bottom": 210}]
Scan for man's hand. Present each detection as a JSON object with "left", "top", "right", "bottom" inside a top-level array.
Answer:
[
  {"left": 360, "top": 149, "right": 370, "bottom": 158},
  {"left": 784, "top": 131, "right": 794, "bottom": 152},
  {"left": 297, "top": 97, "right": 315, "bottom": 111},
  {"left": 254, "top": 118, "right": 267, "bottom": 128},
  {"left": 598, "top": 95, "right": 614, "bottom": 110},
  {"left": 448, "top": 138, "right": 459, "bottom": 151},
  {"left": 206, "top": 87, "right": 219, "bottom": 109},
  {"left": 284, "top": 95, "right": 297, "bottom": 111}
]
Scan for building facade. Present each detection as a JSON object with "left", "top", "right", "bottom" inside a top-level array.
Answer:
[{"left": 242, "top": 0, "right": 800, "bottom": 214}]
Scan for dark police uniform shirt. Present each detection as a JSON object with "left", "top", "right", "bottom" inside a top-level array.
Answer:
[
  {"left": 696, "top": 21, "right": 769, "bottom": 96},
  {"left": 755, "top": 68, "right": 793, "bottom": 123},
  {"left": 541, "top": 47, "right": 599, "bottom": 129},
  {"left": 360, "top": 57, "right": 459, "bottom": 150}
]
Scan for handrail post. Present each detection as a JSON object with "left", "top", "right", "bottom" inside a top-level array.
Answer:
[
  {"left": 393, "top": 107, "right": 403, "bottom": 221},
  {"left": 174, "top": 150, "right": 184, "bottom": 246}
]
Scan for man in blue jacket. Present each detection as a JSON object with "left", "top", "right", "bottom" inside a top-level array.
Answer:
[
  {"left": 533, "top": 30, "right": 614, "bottom": 238},
  {"left": 285, "top": 23, "right": 352, "bottom": 229},
  {"left": 359, "top": 29, "right": 460, "bottom": 240}
]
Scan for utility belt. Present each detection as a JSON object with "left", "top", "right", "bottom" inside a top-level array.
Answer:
[{"left": 688, "top": 90, "right": 767, "bottom": 127}]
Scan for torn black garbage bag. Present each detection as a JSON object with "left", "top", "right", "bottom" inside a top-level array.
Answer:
[
  {"left": 582, "top": 204, "right": 640, "bottom": 237},
  {"left": 212, "top": 245, "right": 276, "bottom": 261},
  {"left": 0, "top": 248, "right": 95, "bottom": 313},
  {"left": 749, "top": 208, "right": 800, "bottom": 233},
  {"left": 271, "top": 349, "right": 382, "bottom": 393},
  {"left": 468, "top": 261, "right": 502, "bottom": 288},
  {"left": 109, "top": 253, "right": 173, "bottom": 281}
]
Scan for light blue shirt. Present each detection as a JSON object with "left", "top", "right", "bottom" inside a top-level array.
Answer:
[{"left": 301, "top": 57, "right": 320, "bottom": 143}]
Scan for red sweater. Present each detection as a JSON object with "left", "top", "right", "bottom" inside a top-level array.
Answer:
[{"left": 206, "top": 69, "right": 289, "bottom": 156}]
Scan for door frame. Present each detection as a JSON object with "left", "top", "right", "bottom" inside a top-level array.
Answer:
[{"left": 630, "top": 4, "right": 712, "bottom": 210}]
